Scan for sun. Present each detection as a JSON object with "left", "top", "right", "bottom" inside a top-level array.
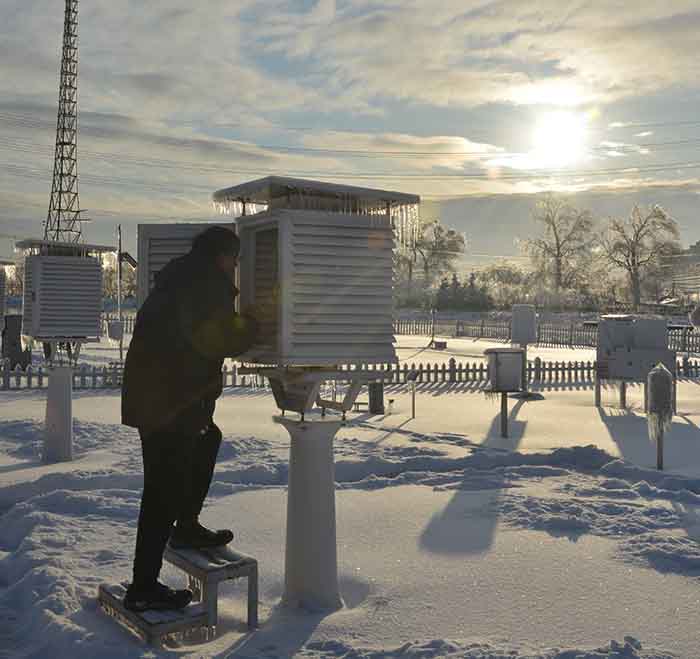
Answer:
[{"left": 530, "top": 110, "right": 589, "bottom": 168}]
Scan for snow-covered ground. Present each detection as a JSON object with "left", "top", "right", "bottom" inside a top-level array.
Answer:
[{"left": 2, "top": 335, "right": 700, "bottom": 658}]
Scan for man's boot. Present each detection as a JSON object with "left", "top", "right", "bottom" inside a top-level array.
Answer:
[
  {"left": 124, "top": 581, "right": 193, "bottom": 612},
  {"left": 169, "top": 519, "right": 234, "bottom": 550}
]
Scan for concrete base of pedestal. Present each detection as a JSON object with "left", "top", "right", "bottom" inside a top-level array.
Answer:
[
  {"left": 44, "top": 366, "right": 73, "bottom": 463},
  {"left": 275, "top": 415, "right": 344, "bottom": 612}
]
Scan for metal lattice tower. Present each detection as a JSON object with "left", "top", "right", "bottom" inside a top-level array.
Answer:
[{"left": 45, "top": 0, "right": 85, "bottom": 243}]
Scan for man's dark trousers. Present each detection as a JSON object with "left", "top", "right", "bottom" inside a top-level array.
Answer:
[{"left": 131, "top": 423, "right": 223, "bottom": 589}]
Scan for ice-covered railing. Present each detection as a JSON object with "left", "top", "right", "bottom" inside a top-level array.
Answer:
[{"left": 212, "top": 176, "right": 421, "bottom": 248}]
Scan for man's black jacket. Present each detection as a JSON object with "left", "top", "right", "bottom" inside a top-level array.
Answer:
[{"left": 121, "top": 252, "right": 257, "bottom": 436}]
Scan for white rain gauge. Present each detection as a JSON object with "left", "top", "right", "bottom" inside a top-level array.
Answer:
[
  {"left": 214, "top": 176, "right": 420, "bottom": 611},
  {"left": 484, "top": 347, "right": 525, "bottom": 438},
  {"left": 17, "top": 239, "right": 114, "bottom": 463},
  {"left": 510, "top": 303, "right": 538, "bottom": 397}
]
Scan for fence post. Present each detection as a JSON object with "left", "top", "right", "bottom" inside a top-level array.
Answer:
[
  {"left": 38, "top": 366, "right": 44, "bottom": 388},
  {"left": 26, "top": 365, "right": 33, "bottom": 389},
  {"left": 449, "top": 357, "right": 456, "bottom": 383},
  {"left": 683, "top": 355, "right": 689, "bottom": 378},
  {"left": 2, "top": 360, "right": 9, "bottom": 390},
  {"left": 534, "top": 357, "right": 541, "bottom": 382}
]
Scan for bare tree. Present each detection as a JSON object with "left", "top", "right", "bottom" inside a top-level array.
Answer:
[
  {"left": 599, "top": 205, "right": 680, "bottom": 310},
  {"left": 394, "top": 218, "right": 465, "bottom": 300},
  {"left": 6, "top": 262, "right": 24, "bottom": 297},
  {"left": 122, "top": 264, "right": 137, "bottom": 299},
  {"left": 525, "top": 195, "right": 594, "bottom": 302},
  {"left": 413, "top": 219, "right": 466, "bottom": 287}
]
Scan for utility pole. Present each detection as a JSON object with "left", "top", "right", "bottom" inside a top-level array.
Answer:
[{"left": 117, "top": 224, "right": 123, "bottom": 362}]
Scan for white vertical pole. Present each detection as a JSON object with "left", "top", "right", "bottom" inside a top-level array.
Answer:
[
  {"left": 117, "top": 224, "right": 123, "bottom": 362},
  {"left": 275, "top": 415, "right": 343, "bottom": 611},
  {"left": 44, "top": 365, "right": 73, "bottom": 462}
]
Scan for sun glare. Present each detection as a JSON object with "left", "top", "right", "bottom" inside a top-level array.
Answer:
[{"left": 530, "top": 111, "right": 589, "bottom": 168}]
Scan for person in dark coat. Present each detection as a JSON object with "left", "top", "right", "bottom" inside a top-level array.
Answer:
[{"left": 121, "top": 226, "right": 258, "bottom": 612}]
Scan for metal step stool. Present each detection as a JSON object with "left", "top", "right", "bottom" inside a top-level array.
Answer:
[
  {"left": 98, "top": 581, "right": 210, "bottom": 647},
  {"left": 163, "top": 543, "right": 258, "bottom": 631}
]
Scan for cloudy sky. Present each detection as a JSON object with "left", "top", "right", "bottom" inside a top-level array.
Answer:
[{"left": 1, "top": 0, "right": 699, "bottom": 255}]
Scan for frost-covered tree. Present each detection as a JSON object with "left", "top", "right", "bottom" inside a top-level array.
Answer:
[
  {"left": 599, "top": 205, "right": 680, "bottom": 310},
  {"left": 525, "top": 195, "right": 594, "bottom": 301},
  {"left": 6, "top": 262, "right": 23, "bottom": 297},
  {"left": 413, "top": 219, "right": 466, "bottom": 287}
]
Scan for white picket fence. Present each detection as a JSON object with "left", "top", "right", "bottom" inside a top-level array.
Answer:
[
  {"left": 3, "top": 358, "right": 700, "bottom": 392},
  {"left": 0, "top": 361, "right": 258, "bottom": 391}
]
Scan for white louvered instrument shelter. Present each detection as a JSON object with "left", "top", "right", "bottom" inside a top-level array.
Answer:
[
  {"left": 236, "top": 208, "right": 396, "bottom": 365},
  {"left": 214, "top": 177, "right": 420, "bottom": 366},
  {"left": 22, "top": 255, "right": 102, "bottom": 340},
  {"left": 136, "top": 223, "right": 236, "bottom": 307}
]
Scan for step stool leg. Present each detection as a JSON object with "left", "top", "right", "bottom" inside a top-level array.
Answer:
[
  {"left": 203, "top": 580, "right": 218, "bottom": 628},
  {"left": 188, "top": 575, "right": 202, "bottom": 602},
  {"left": 247, "top": 564, "right": 259, "bottom": 628}
]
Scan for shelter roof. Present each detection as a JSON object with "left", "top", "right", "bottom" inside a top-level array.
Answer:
[
  {"left": 212, "top": 176, "right": 420, "bottom": 206},
  {"left": 15, "top": 239, "right": 116, "bottom": 253}
]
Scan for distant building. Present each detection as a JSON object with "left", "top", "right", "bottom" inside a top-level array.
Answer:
[{"left": 666, "top": 240, "right": 700, "bottom": 303}]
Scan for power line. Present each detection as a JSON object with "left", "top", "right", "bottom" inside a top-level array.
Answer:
[
  {"left": 3, "top": 124, "right": 700, "bottom": 161},
  {"left": 4, "top": 156, "right": 700, "bottom": 192},
  {"left": 4, "top": 109, "right": 700, "bottom": 158},
  {"left": 3, "top": 130, "right": 700, "bottom": 181}
]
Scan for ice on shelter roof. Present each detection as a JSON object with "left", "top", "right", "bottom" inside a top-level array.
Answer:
[{"left": 212, "top": 176, "right": 420, "bottom": 206}]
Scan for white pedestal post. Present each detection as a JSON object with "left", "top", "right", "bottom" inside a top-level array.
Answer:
[
  {"left": 44, "top": 365, "right": 73, "bottom": 462},
  {"left": 275, "top": 415, "right": 344, "bottom": 612}
]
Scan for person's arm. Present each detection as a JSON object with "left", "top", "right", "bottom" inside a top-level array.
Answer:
[{"left": 177, "top": 274, "right": 259, "bottom": 360}]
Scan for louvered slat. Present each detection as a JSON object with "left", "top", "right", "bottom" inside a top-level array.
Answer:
[{"left": 290, "top": 211, "right": 394, "bottom": 363}]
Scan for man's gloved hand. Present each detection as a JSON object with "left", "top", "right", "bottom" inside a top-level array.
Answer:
[{"left": 242, "top": 298, "right": 277, "bottom": 323}]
